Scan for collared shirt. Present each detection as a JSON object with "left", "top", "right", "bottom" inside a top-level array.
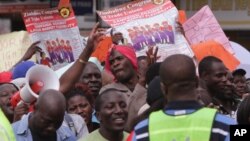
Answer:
[
  {"left": 80, "top": 129, "right": 129, "bottom": 141},
  {"left": 12, "top": 113, "right": 76, "bottom": 141},
  {"left": 129, "top": 101, "right": 237, "bottom": 141},
  {"left": 100, "top": 82, "right": 147, "bottom": 131}
]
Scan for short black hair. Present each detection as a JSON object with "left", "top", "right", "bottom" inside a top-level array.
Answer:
[
  {"left": 198, "top": 56, "right": 223, "bottom": 76},
  {"left": 146, "top": 62, "right": 161, "bottom": 84},
  {"left": 65, "top": 88, "right": 93, "bottom": 107},
  {"left": 0, "top": 82, "right": 19, "bottom": 91},
  {"left": 95, "top": 88, "right": 122, "bottom": 112},
  {"left": 232, "top": 69, "right": 246, "bottom": 77}
]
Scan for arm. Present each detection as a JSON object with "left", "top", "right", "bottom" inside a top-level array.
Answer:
[
  {"left": 59, "top": 23, "right": 105, "bottom": 94},
  {"left": 9, "top": 41, "right": 41, "bottom": 71}
]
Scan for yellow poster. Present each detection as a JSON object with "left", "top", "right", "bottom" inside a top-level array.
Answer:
[{"left": 0, "top": 31, "right": 33, "bottom": 71}]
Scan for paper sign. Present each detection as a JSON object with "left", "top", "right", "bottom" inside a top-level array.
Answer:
[
  {"left": 97, "top": 0, "right": 193, "bottom": 61},
  {"left": 23, "top": 6, "right": 84, "bottom": 70},
  {"left": 183, "top": 5, "right": 234, "bottom": 54},
  {"left": 0, "top": 31, "right": 33, "bottom": 71},
  {"left": 192, "top": 40, "right": 240, "bottom": 71}
]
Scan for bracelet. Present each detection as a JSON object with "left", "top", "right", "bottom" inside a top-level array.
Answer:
[{"left": 78, "top": 58, "right": 86, "bottom": 64}]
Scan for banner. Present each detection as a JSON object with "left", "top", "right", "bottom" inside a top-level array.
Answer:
[
  {"left": 0, "top": 0, "right": 50, "bottom": 13},
  {"left": 0, "top": 31, "right": 33, "bottom": 71},
  {"left": 23, "top": 6, "right": 84, "bottom": 70},
  {"left": 183, "top": 5, "right": 234, "bottom": 54},
  {"left": 97, "top": 0, "right": 194, "bottom": 61}
]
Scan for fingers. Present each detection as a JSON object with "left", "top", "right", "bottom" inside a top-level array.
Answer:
[
  {"left": 32, "top": 41, "right": 41, "bottom": 46},
  {"left": 90, "top": 22, "right": 100, "bottom": 36},
  {"left": 154, "top": 46, "right": 158, "bottom": 58}
]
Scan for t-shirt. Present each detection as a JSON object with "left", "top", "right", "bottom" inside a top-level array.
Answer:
[{"left": 81, "top": 129, "right": 129, "bottom": 141}]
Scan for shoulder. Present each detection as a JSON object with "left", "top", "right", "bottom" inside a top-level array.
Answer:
[
  {"left": 214, "top": 113, "right": 237, "bottom": 125},
  {"left": 210, "top": 113, "right": 236, "bottom": 141},
  {"left": 131, "top": 118, "right": 149, "bottom": 141},
  {"left": 81, "top": 129, "right": 106, "bottom": 141},
  {"left": 57, "top": 125, "right": 77, "bottom": 141}
]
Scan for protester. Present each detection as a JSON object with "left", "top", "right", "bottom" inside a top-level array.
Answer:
[
  {"left": 101, "top": 45, "right": 147, "bottom": 131},
  {"left": 0, "top": 83, "right": 19, "bottom": 122},
  {"left": 66, "top": 88, "right": 99, "bottom": 133},
  {"left": 0, "top": 108, "right": 16, "bottom": 141},
  {"left": 12, "top": 89, "right": 76, "bottom": 141},
  {"left": 60, "top": 23, "right": 105, "bottom": 95},
  {"left": 129, "top": 54, "right": 235, "bottom": 141},
  {"left": 198, "top": 56, "right": 237, "bottom": 115},
  {"left": 78, "top": 62, "right": 102, "bottom": 99},
  {"left": 232, "top": 68, "right": 249, "bottom": 98},
  {"left": 81, "top": 88, "right": 129, "bottom": 141}
]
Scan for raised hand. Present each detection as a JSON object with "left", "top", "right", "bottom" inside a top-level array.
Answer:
[
  {"left": 22, "top": 41, "right": 42, "bottom": 61},
  {"left": 86, "top": 22, "right": 106, "bottom": 52},
  {"left": 146, "top": 46, "right": 160, "bottom": 66}
]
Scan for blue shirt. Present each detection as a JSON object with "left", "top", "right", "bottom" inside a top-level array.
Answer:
[
  {"left": 12, "top": 113, "right": 76, "bottom": 141},
  {"left": 130, "top": 101, "right": 237, "bottom": 141}
]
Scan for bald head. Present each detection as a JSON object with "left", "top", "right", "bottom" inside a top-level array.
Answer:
[
  {"left": 36, "top": 89, "right": 66, "bottom": 113},
  {"left": 160, "top": 54, "right": 198, "bottom": 97},
  {"left": 30, "top": 89, "right": 66, "bottom": 136}
]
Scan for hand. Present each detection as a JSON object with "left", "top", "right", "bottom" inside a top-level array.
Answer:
[
  {"left": 86, "top": 22, "right": 106, "bottom": 52},
  {"left": 175, "top": 21, "right": 185, "bottom": 35},
  {"left": 13, "top": 102, "right": 29, "bottom": 122},
  {"left": 22, "top": 41, "right": 42, "bottom": 61},
  {"left": 146, "top": 46, "right": 160, "bottom": 66}
]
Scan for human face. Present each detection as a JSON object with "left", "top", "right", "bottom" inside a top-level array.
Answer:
[
  {"left": 97, "top": 91, "right": 128, "bottom": 132},
  {"left": 219, "top": 72, "right": 236, "bottom": 99},
  {"left": 204, "top": 62, "right": 228, "bottom": 95},
  {"left": 233, "top": 75, "right": 247, "bottom": 96},
  {"left": 0, "top": 84, "right": 18, "bottom": 116},
  {"left": 79, "top": 63, "right": 102, "bottom": 97},
  {"left": 67, "top": 95, "right": 92, "bottom": 124},
  {"left": 32, "top": 106, "right": 64, "bottom": 137},
  {"left": 109, "top": 50, "right": 136, "bottom": 83}
]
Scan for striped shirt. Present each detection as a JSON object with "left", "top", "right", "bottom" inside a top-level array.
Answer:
[{"left": 128, "top": 101, "right": 236, "bottom": 141}]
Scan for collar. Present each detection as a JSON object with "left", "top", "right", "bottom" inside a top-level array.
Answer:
[
  {"left": 165, "top": 100, "right": 203, "bottom": 110},
  {"left": 16, "top": 113, "right": 31, "bottom": 135},
  {"left": 56, "top": 125, "right": 74, "bottom": 140},
  {"left": 16, "top": 113, "right": 73, "bottom": 140}
]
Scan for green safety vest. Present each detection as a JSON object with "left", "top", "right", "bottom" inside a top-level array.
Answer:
[
  {"left": 0, "top": 109, "right": 16, "bottom": 141},
  {"left": 149, "top": 108, "right": 217, "bottom": 141}
]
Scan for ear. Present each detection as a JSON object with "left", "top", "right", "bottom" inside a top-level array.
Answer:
[
  {"left": 200, "top": 71, "right": 209, "bottom": 82},
  {"left": 160, "top": 82, "right": 168, "bottom": 100}
]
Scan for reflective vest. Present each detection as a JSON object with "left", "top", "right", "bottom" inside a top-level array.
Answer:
[
  {"left": 0, "top": 109, "right": 16, "bottom": 141},
  {"left": 149, "top": 108, "right": 217, "bottom": 141}
]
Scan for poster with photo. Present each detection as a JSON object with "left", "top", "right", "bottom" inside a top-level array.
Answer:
[
  {"left": 23, "top": 6, "right": 84, "bottom": 70},
  {"left": 97, "top": 0, "right": 193, "bottom": 61}
]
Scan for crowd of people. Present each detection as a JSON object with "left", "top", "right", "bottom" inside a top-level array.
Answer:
[{"left": 1, "top": 9, "right": 250, "bottom": 141}]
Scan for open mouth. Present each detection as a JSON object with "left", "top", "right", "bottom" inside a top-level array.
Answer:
[{"left": 113, "top": 117, "right": 126, "bottom": 124}]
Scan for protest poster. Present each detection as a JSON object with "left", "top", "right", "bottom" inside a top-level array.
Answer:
[
  {"left": 22, "top": 6, "right": 84, "bottom": 70},
  {"left": 97, "top": 0, "right": 194, "bottom": 62},
  {"left": 183, "top": 5, "right": 234, "bottom": 54},
  {"left": 0, "top": 31, "right": 33, "bottom": 71}
]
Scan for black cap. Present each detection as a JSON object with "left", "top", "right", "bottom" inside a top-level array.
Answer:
[{"left": 232, "top": 68, "right": 246, "bottom": 76}]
